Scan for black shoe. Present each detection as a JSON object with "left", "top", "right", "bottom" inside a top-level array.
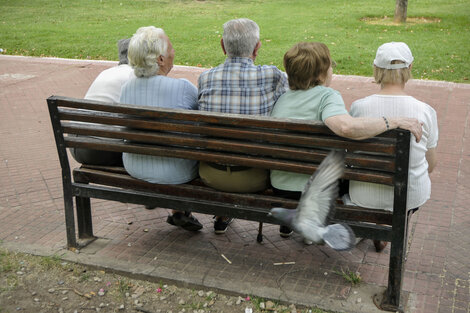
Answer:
[
  {"left": 167, "top": 212, "right": 203, "bottom": 231},
  {"left": 279, "top": 226, "right": 293, "bottom": 238},
  {"left": 214, "top": 217, "right": 234, "bottom": 234},
  {"left": 145, "top": 205, "right": 157, "bottom": 210}
]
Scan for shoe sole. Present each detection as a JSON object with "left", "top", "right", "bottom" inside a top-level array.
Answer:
[
  {"left": 213, "top": 218, "right": 233, "bottom": 234},
  {"left": 181, "top": 224, "right": 203, "bottom": 231},
  {"left": 214, "top": 229, "right": 228, "bottom": 234},
  {"left": 280, "top": 232, "right": 293, "bottom": 238}
]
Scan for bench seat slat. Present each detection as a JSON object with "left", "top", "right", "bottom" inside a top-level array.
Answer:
[
  {"left": 332, "top": 220, "right": 392, "bottom": 241},
  {"left": 72, "top": 181, "right": 393, "bottom": 237},
  {"left": 73, "top": 167, "right": 394, "bottom": 226},
  {"left": 72, "top": 182, "right": 276, "bottom": 222}
]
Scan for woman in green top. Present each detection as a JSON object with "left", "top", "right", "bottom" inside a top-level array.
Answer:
[{"left": 270, "top": 42, "right": 423, "bottom": 241}]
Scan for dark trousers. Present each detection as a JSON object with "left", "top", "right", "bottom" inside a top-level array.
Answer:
[
  {"left": 272, "top": 178, "right": 349, "bottom": 200},
  {"left": 272, "top": 186, "right": 301, "bottom": 200},
  {"left": 70, "top": 147, "right": 123, "bottom": 166}
]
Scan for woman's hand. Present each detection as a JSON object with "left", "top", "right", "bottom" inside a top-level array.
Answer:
[{"left": 389, "top": 117, "right": 423, "bottom": 142}]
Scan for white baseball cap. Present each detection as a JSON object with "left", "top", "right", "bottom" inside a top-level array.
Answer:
[{"left": 374, "top": 42, "right": 414, "bottom": 69}]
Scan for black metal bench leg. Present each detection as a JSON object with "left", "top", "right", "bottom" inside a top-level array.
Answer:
[
  {"left": 76, "top": 196, "right": 94, "bottom": 239},
  {"left": 379, "top": 130, "right": 409, "bottom": 312},
  {"left": 257, "top": 222, "right": 263, "bottom": 243},
  {"left": 380, "top": 218, "right": 407, "bottom": 312},
  {"left": 63, "top": 193, "right": 77, "bottom": 249},
  {"left": 380, "top": 242, "right": 405, "bottom": 312}
]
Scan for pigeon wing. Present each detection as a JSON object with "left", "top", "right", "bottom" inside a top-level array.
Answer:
[{"left": 294, "top": 150, "right": 346, "bottom": 228}]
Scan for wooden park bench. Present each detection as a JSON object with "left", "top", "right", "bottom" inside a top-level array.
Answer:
[{"left": 47, "top": 95, "right": 411, "bottom": 312}]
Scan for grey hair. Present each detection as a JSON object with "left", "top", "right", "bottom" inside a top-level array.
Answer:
[
  {"left": 222, "top": 18, "right": 260, "bottom": 58},
  {"left": 117, "top": 38, "right": 130, "bottom": 65},
  {"left": 128, "top": 26, "right": 168, "bottom": 77}
]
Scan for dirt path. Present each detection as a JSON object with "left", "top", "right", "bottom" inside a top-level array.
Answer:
[{"left": 0, "top": 248, "right": 329, "bottom": 313}]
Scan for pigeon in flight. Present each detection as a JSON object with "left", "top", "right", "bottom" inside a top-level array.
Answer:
[{"left": 269, "top": 150, "right": 356, "bottom": 251}]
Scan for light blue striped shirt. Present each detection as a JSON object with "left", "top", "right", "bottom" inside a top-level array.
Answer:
[{"left": 120, "top": 75, "right": 198, "bottom": 184}]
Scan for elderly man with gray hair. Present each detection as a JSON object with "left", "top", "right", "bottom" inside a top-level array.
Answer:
[
  {"left": 120, "top": 26, "right": 203, "bottom": 232},
  {"left": 197, "top": 18, "right": 288, "bottom": 234}
]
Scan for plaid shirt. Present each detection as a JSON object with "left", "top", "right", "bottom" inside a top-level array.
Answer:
[{"left": 198, "top": 57, "right": 288, "bottom": 115}]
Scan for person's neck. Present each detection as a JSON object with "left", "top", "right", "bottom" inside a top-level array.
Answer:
[
  {"left": 378, "top": 83, "right": 407, "bottom": 95},
  {"left": 228, "top": 55, "right": 255, "bottom": 61},
  {"left": 157, "top": 68, "right": 170, "bottom": 76}
]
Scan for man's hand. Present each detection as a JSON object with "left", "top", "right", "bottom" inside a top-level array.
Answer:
[{"left": 390, "top": 117, "right": 423, "bottom": 142}]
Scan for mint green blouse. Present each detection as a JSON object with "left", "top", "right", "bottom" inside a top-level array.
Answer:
[{"left": 270, "top": 85, "right": 348, "bottom": 191}]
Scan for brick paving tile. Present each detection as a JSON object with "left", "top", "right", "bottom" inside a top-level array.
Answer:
[{"left": 1, "top": 55, "right": 469, "bottom": 312}]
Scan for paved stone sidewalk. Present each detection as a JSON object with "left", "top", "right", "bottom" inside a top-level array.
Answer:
[{"left": 0, "top": 55, "right": 469, "bottom": 313}]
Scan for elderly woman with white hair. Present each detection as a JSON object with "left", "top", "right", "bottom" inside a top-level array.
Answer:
[{"left": 120, "top": 26, "right": 202, "bottom": 231}]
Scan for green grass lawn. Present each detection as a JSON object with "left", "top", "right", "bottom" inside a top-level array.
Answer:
[{"left": 1, "top": 0, "right": 469, "bottom": 83}]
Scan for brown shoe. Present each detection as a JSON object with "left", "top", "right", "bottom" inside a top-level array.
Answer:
[{"left": 373, "top": 240, "right": 388, "bottom": 252}]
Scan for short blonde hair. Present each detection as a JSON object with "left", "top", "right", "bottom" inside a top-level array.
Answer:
[
  {"left": 374, "top": 60, "right": 412, "bottom": 86},
  {"left": 128, "top": 26, "right": 168, "bottom": 77},
  {"left": 283, "top": 42, "right": 332, "bottom": 90}
]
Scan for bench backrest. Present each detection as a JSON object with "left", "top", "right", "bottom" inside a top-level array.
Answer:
[{"left": 47, "top": 95, "right": 410, "bottom": 230}]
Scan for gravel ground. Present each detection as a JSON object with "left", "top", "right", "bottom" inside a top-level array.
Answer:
[{"left": 0, "top": 248, "right": 330, "bottom": 313}]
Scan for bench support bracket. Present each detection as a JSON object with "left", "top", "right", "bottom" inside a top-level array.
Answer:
[{"left": 76, "top": 195, "right": 94, "bottom": 239}]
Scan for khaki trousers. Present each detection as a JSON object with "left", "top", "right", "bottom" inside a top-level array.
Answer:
[{"left": 199, "top": 162, "right": 268, "bottom": 193}]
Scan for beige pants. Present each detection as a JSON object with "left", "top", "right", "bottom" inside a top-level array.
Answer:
[{"left": 199, "top": 162, "right": 268, "bottom": 193}]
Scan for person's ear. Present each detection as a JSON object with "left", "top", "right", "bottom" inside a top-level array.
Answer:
[
  {"left": 220, "top": 39, "right": 227, "bottom": 55},
  {"left": 157, "top": 55, "right": 164, "bottom": 66},
  {"left": 409, "top": 63, "right": 413, "bottom": 70},
  {"left": 252, "top": 41, "right": 261, "bottom": 57}
]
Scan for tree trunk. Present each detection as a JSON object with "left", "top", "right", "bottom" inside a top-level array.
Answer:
[{"left": 394, "top": 0, "right": 408, "bottom": 23}]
